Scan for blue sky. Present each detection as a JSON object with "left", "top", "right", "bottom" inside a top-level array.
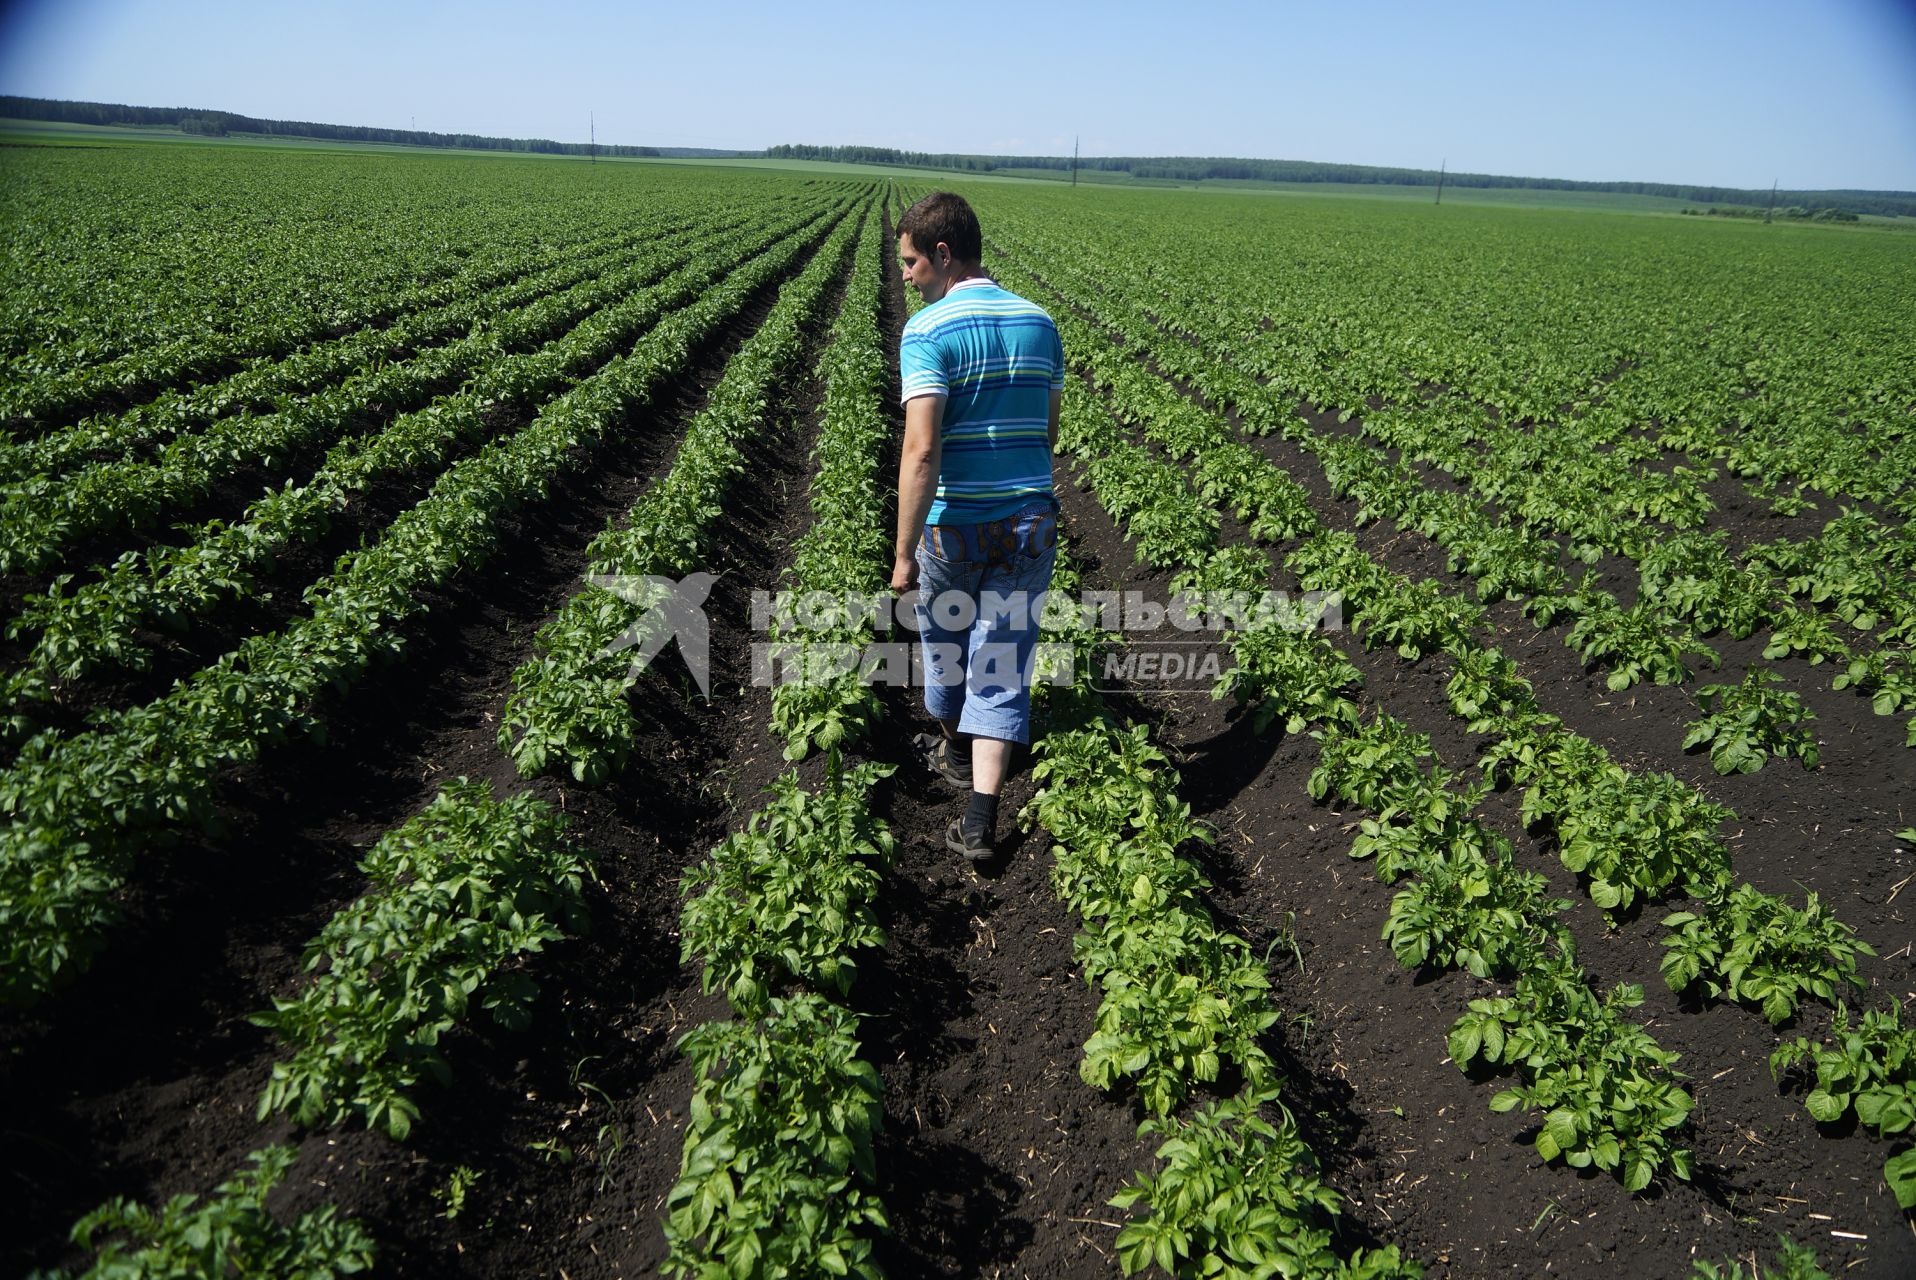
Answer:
[{"left": 1, "top": 0, "right": 1912, "bottom": 190}]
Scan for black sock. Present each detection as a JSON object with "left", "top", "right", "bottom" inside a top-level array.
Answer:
[{"left": 963, "top": 790, "right": 999, "bottom": 839}]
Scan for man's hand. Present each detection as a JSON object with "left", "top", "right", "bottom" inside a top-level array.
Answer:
[{"left": 891, "top": 551, "right": 919, "bottom": 593}]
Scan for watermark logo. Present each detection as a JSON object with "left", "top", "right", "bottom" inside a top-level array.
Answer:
[
  {"left": 583, "top": 575, "right": 1342, "bottom": 697},
  {"left": 749, "top": 585, "right": 1341, "bottom": 693},
  {"left": 589, "top": 572, "right": 717, "bottom": 697},
  {"left": 1091, "top": 642, "right": 1226, "bottom": 691}
]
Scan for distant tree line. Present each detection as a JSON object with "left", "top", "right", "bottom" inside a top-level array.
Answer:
[
  {"left": 0, "top": 96, "right": 765, "bottom": 158},
  {"left": 1683, "top": 206, "right": 1860, "bottom": 222},
  {"left": 8, "top": 97, "right": 1904, "bottom": 216},
  {"left": 768, "top": 143, "right": 1916, "bottom": 218}
]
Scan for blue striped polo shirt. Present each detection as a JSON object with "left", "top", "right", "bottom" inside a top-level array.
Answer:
[{"left": 900, "top": 277, "right": 1065, "bottom": 525}]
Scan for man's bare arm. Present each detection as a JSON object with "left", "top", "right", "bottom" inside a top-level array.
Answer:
[{"left": 893, "top": 394, "right": 944, "bottom": 590}]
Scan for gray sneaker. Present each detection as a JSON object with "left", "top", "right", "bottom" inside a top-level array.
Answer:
[
  {"left": 913, "top": 732, "right": 973, "bottom": 790},
  {"left": 945, "top": 817, "right": 994, "bottom": 863}
]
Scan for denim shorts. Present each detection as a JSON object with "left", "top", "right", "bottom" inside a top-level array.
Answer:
[{"left": 912, "top": 500, "right": 1059, "bottom": 745}]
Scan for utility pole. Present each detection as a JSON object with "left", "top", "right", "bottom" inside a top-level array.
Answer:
[
  {"left": 1435, "top": 157, "right": 1446, "bottom": 205},
  {"left": 590, "top": 111, "right": 596, "bottom": 163},
  {"left": 1071, "top": 135, "right": 1079, "bottom": 188},
  {"left": 1763, "top": 177, "right": 1778, "bottom": 223}
]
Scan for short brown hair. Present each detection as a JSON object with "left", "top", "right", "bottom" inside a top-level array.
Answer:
[{"left": 899, "top": 191, "right": 982, "bottom": 265}]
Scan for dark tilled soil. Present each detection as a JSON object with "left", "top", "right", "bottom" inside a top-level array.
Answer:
[{"left": 852, "top": 219, "right": 1161, "bottom": 1280}]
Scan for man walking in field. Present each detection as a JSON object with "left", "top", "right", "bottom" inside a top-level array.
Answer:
[{"left": 892, "top": 192, "right": 1064, "bottom": 862}]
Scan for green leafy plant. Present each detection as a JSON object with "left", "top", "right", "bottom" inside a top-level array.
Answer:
[
  {"left": 1567, "top": 595, "right": 1718, "bottom": 690},
  {"left": 1762, "top": 606, "right": 1849, "bottom": 664},
  {"left": 765, "top": 213, "right": 893, "bottom": 760},
  {"left": 1214, "top": 612, "right": 1362, "bottom": 736},
  {"left": 663, "top": 994, "right": 887, "bottom": 1279},
  {"left": 33, "top": 1146, "right": 373, "bottom": 1279},
  {"left": 1359, "top": 576, "right": 1485, "bottom": 661},
  {"left": 1829, "top": 646, "right": 1915, "bottom": 717},
  {"left": 1443, "top": 647, "right": 1535, "bottom": 730},
  {"left": 1636, "top": 530, "right": 1768, "bottom": 639},
  {"left": 1110, "top": 1086, "right": 1421, "bottom": 1280},
  {"left": 1349, "top": 776, "right": 1494, "bottom": 883},
  {"left": 1384, "top": 845, "right": 1567, "bottom": 979},
  {"left": 253, "top": 780, "right": 589, "bottom": 1139},
  {"left": 679, "top": 759, "right": 895, "bottom": 1018},
  {"left": 1683, "top": 668, "right": 1818, "bottom": 774},
  {"left": 433, "top": 1166, "right": 483, "bottom": 1220},
  {"left": 1453, "top": 953, "right": 1694, "bottom": 1192},
  {"left": 1027, "top": 721, "right": 1279, "bottom": 1115},
  {"left": 1554, "top": 768, "right": 1732, "bottom": 914},
  {"left": 1077, "top": 919, "right": 1279, "bottom": 1116},
  {"left": 1307, "top": 713, "right": 1438, "bottom": 810},
  {"left": 1771, "top": 1001, "right": 1916, "bottom": 1209},
  {"left": 1689, "top": 1236, "right": 1830, "bottom": 1279},
  {"left": 1662, "top": 885, "right": 1870, "bottom": 1024}
]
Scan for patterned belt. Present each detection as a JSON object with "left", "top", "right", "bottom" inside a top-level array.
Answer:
[{"left": 926, "top": 500, "right": 1059, "bottom": 566}]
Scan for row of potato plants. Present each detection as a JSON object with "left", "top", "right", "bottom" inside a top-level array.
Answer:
[
  {"left": 0, "top": 201, "right": 856, "bottom": 1006},
  {"left": 996, "top": 249, "right": 1847, "bottom": 1197},
  {"left": 666, "top": 756, "right": 895, "bottom": 1277},
  {"left": 1043, "top": 329, "right": 1696, "bottom": 1192},
  {"left": 1021, "top": 549, "right": 1420, "bottom": 1279},
  {"left": 0, "top": 212, "right": 702, "bottom": 484},
  {"left": 992, "top": 221, "right": 1916, "bottom": 750},
  {"left": 0, "top": 202, "right": 787, "bottom": 576},
  {"left": 763, "top": 207, "right": 895, "bottom": 760},
  {"left": 0, "top": 200, "right": 824, "bottom": 735},
  {"left": 990, "top": 239, "right": 1876, "bottom": 1029},
  {"left": 252, "top": 778, "right": 591, "bottom": 1140},
  {"left": 662, "top": 199, "right": 904, "bottom": 1277},
  {"left": 1340, "top": 713, "right": 1697, "bottom": 1188},
  {"left": 499, "top": 205, "right": 864, "bottom": 783}
]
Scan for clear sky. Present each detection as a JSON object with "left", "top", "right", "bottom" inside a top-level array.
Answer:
[{"left": 1, "top": 0, "right": 1912, "bottom": 190}]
